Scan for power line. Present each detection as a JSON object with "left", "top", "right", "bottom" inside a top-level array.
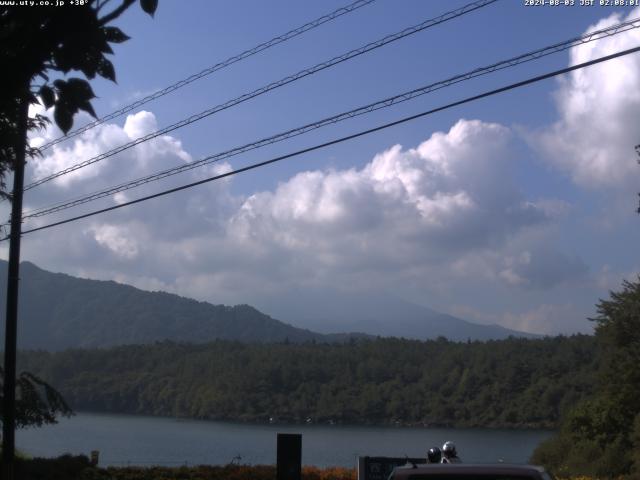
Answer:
[
  {"left": 21, "top": 16, "right": 640, "bottom": 220},
  {"left": 24, "top": 0, "right": 498, "bottom": 191},
  {"left": 35, "top": 0, "right": 377, "bottom": 152},
  {"left": 12, "top": 45, "right": 640, "bottom": 240}
]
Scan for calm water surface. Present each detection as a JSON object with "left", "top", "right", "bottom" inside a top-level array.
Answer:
[{"left": 17, "top": 412, "right": 553, "bottom": 468}]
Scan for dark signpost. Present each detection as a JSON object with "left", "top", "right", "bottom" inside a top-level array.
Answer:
[
  {"left": 357, "top": 456, "right": 426, "bottom": 480},
  {"left": 277, "top": 433, "right": 302, "bottom": 480}
]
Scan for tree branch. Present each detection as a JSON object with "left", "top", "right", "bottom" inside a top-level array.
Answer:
[
  {"left": 98, "top": 0, "right": 136, "bottom": 26},
  {"left": 96, "top": 0, "right": 115, "bottom": 14}
]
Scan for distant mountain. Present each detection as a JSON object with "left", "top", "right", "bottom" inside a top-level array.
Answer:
[
  {"left": 0, "top": 261, "right": 363, "bottom": 350},
  {"left": 0, "top": 261, "right": 537, "bottom": 351},
  {"left": 256, "top": 288, "right": 540, "bottom": 342}
]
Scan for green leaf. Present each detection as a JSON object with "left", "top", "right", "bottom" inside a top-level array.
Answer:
[
  {"left": 52, "top": 41, "right": 86, "bottom": 74},
  {"left": 39, "top": 85, "right": 55, "bottom": 109},
  {"left": 53, "top": 79, "right": 97, "bottom": 120},
  {"left": 54, "top": 78, "right": 95, "bottom": 103},
  {"left": 66, "top": 78, "right": 96, "bottom": 101},
  {"left": 54, "top": 104, "right": 74, "bottom": 134},
  {"left": 78, "top": 100, "right": 97, "bottom": 119},
  {"left": 140, "top": 0, "right": 158, "bottom": 17},
  {"left": 28, "top": 114, "right": 50, "bottom": 132},
  {"left": 103, "top": 26, "right": 130, "bottom": 44},
  {"left": 97, "top": 57, "right": 116, "bottom": 82},
  {"left": 100, "top": 42, "right": 114, "bottom": 55},
  {"left": 77, "top": 50, "right": 102, "bottom": 79}
]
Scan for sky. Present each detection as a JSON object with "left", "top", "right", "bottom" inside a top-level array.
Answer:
[{"left": 3, "top": 0, "right": 640, "bottom": 336}]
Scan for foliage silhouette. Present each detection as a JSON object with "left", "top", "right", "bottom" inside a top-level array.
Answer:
[
  {"left": 531, "top": 278, "right": 640, "bottom": 478},
  {"left": 0, "top": 366, "right": 72, "bottom": 429},
  {"left": 0, "top": 0, "right": 158, "bottom": 196},
  {"left": 1, "top": 0, "right": 158, "bottom": 439}
]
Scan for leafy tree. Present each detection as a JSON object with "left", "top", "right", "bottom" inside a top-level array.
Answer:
[
  {"left": 0, "top": 366, "right": 71, "bottom": 429},
  {"left": 1, "top": 1, "right": 158, "bottom": 474},
  {"left": 0, "top": 0, "right": 158, "bottom": 196},
  {"left": 17, "top": 335, "right": 598, "bottom": 429},
  {"left": 532, "top": 278, "right": 640, "bottom": 478}
]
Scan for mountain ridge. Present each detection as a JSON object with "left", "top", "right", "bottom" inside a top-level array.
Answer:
[
  {"left": 0, "top": 260, "right": 537, "bottom": 350},
  {"left": 256, "top": 288, "right": 540, "bottom": 341},
  {"left": 0, "top": 261, "right": 361, "bottom": 350}
]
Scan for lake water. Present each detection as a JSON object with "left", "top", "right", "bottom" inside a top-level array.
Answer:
[{"left": 16, "top": 412, "right": 553, "bottom": 468}]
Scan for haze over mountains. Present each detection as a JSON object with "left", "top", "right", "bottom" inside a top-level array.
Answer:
[
  {"left": 255, "top": 288, "right": 540, "bottom": 341},
  {"left": 0, "top": 260, "right": 537, "bottom": 350}
]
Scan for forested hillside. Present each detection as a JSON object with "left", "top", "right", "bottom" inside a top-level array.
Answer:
[
  {"left": 0, "top": 261, "right": 361, "bottom": 349},
  {"left": 0, "top": 261, "right": 535, "bottom": 349},
  {"left": 18, "top": 335, "right": 597, "bottom": 429}
]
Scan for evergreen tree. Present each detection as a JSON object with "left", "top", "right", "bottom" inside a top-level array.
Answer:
[{"left": 532, "top": 278, "right": 640, "bottom": 478}]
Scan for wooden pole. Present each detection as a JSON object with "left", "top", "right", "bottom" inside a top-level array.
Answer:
[{"left": 2, "top": 93, "right": 28, "bottom": 480}]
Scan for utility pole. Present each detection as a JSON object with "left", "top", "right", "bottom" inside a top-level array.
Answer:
[{"left": 2, "top": 93, "right": 28, "bottom": 480}]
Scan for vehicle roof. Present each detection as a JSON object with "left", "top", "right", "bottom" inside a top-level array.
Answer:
[{"left": 390, "top": 463, "right": 548, "bottom": 479}]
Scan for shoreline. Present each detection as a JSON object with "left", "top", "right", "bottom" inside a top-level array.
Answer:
[{"left": 66, "top": 410, "right": 557, "bottom": 432}]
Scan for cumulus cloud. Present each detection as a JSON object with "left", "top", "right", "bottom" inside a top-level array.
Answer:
[
  {"left": 15, "top": 112, "right": 580, "bottom": 334},
  {"left": 450, "top": 245, "right": 589, "bottom": 291},
  {"left": 595, "top": 264, "right": 640, "bottom": 291},
  {"left": 498, "top": 248, "right": 589, "bottom": 289},
  {"left": 451, "top": 303, "right": 592, "bottom": 335},
  {"left": 8, "top": 6, "right": 639, "bottom": 337},
  {"left": 88, "top": 224, "right": 140, "bottom": 260},
  {"left": 230, "top": 120, "right": 550, "bottom": 271},
  {"left": 535, "top": 7, "right": 640, "bottom": 189},
  {"left": 26, "top": 106, "right": 192, "bottom": 194},
  {"left": 502, "top": 303, "right": 593, "bottom": 335}
]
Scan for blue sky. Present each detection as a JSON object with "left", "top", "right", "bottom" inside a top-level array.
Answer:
[{"left": 5, "top": 0, "right": 640, "bottom": 335}]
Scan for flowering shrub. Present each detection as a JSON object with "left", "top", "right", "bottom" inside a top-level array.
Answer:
[
  {"left": 302, "top": 466, "right": 356, "bottom": 480},
  {"left": 14, "top": 456, "right": 358, "bottom": 480},
  {"left": 100, "top": 465, "right": 356, "bottom": 480}
]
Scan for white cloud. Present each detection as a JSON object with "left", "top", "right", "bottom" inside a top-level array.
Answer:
[
  {"left": 88, "top": 224, "right": 140, "bottom": 260},
  {"left": 230, "top": 120, "right": 550, "bottom": 267},
  {"left": 451, "top": 245, "right": 589, "bottom": 291},
  {"left": 499, "top": 248, "right": 589, "bottom": 289},
  {"left": 499, "top": 251, "right": 532, "bottom": 286},
  {"left": 10, "top": 6, "right": 639, "bottom": 338},
  {"left": 536, "top": 7, "right": 640, "bottom": 189},
  {"left": 27, "top": 109, "right": 192, "bottom": 193},
  {"left": 595, "top": 264, "right": 640, "bottom": 291},
  {"left": 16, "top": 114, "right": 581, "bottom": 334},
  {"left": 450, "top": 303, "right": 592, "bottom": 335},
  {"left": 501, "top": 303, "right": 592, "bottom": 335}
]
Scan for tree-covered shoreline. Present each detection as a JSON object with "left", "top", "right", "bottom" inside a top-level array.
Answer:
[
  {"left": 63, "top": 409, "right": 560, "bottom": 430},
  {"left": 532, "top": 279, "right": 640, "bottom": 478},
  {"left": 17, "top": 335, "right": 597, "bottom": 430}
]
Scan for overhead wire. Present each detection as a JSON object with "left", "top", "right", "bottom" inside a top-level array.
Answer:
[
  {"left": 20, "top": 15, "right": 640, "bottom": 220},
  {"left": 10, "top": 44, "right": 640, "bottom": 240},
  {"left": 35, "top": 0, "right": 378, "bottom": 152},
  {"left": 24, "top": 0, "right": 499, "bottom": 191}
]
